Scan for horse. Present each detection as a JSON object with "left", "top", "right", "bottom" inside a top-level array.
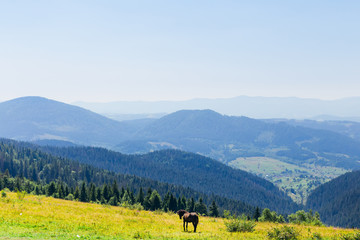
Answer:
[{"left": 176, "top": 209, "right": 199, "bottom": 232}]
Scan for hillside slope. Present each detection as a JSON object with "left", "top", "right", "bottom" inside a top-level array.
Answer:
[
  {"left": 3, "top": 97, "right": 360, "bottom": 203},
  {"left": 0, "top": 96, "right": 136, "bottom": 147},
  {"left": 1, "top": 192, "right": 356, "bottom": 240},
  {"left": 0, "top": 139, "right": 254, "bottom": 215},
  {"left": 117, "top": 109, "right": 360, "bottom": 169},
  {"left": 306, "top": 170, "right": 360, "bottom": 228},
  {"left": 39, "top": 145, "right": 299, "bottom": 213}
]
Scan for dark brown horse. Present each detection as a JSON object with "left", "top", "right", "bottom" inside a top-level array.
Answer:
[{"left": 176, "top": 209, "right": 199, "bottom": 232}]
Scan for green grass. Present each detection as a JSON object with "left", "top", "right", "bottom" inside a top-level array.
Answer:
[
  {"left": 0, "top": 193, "right": 357, "bottom": 239},
  {"left": 229, "top": 157, "right": 349, "bottom": 204}
]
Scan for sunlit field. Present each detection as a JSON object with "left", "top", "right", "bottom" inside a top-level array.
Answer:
[{"left": 0, "top": 193, "right": 356, "bottom": 239}]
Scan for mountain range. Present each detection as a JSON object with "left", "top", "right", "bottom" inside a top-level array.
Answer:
[
  {"left": 1, "top": 96, "right": 360, "bottom": 203},
  {"left": 74, "top": 96, "right": 360, "bottom": 121},
  {"left": 2, "top": 96, "right": 360, "bottom": 226}
]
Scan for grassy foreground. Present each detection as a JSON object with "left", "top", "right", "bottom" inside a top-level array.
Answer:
[{"left": 0, "top": 193, "right": 356, "bottom": 239}]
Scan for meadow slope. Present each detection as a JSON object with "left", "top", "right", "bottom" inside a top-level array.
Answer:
[{"left": 0, "top": 193, "right": 357, "bottom": 240}]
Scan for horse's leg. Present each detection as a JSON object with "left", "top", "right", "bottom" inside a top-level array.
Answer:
[
  {"left": 193, "top": 222, "right": 197, "bottom": 232},
  {"left": 186, "top": 222, "right": 188, "bottom": 231},
  {"left": 183, "top": 219, "right": 185, "bottom": 231}
]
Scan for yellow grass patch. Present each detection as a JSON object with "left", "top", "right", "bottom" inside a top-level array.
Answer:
[{"left": 0, "top": 193, "right": 356, "bottom": 239}]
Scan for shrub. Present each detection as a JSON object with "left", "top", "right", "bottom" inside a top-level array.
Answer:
[
  {"left": 224, "top": 216, "right": 256, "bottom": 232},
  {"left": 311, "top": 232, "right": 322, "bottom": 240},
  {"left": 65, "top": 194, "right": 74, "bottom": 201},
  {"left": 16, "top": 190, "right": 26, "bottom": 200},
  {"left": 259, "top": 208, "right": 285, "bottom": 223},
  {"left": 340, "top": 231, "right": 360, "bottom": 240},
  {"left": 267, "top": 226, "right": 299, "bottom": 240},
  {"left": 288, "top": 210, "right": 323, "bottom": 226},
  {"left": 121, "top": 202, "right": 144, "bottom": 211},
  {"left": 1, "top": 190, "right": 7, "bottom": 198}
]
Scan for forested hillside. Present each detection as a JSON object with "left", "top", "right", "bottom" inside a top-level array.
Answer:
[
  {"left": 3, "top": 97, "right": 360, "bottom": 204},
  {"left": 37, "top": 145, "right": 299, "bottom": 213},
  {"left": 266, "top": 119, "right": 360, "bottom": 142},
  {"left": 0, "top": 139, "right": 254, "bottom": 215},
  {"left": 117, "top": 109, "right": 360, "bottom": 169},
  {"left": 306, "top": 170, "right": 360, "bottom": 228}
]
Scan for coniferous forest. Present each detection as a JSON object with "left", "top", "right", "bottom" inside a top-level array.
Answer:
[
  {"left": 0, "top": 139, "right": 255, "bottom": 216},
  {"left": 36, "top": 144, "right": 299, "bottom": 214},
  {"left": 306, "top": 170, "right": 360, "bottom": 228}
]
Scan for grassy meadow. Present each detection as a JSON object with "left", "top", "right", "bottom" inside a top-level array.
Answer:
[
  {"left": 0, "top": 192, "right": 357, "bottom": 239},
  {"left": 229, "top": 157, "right": 348, "bottom": 204}
]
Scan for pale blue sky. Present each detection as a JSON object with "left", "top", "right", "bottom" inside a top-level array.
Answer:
[{"left": 0, "top": 1, "right": 359, "bottom": 103}]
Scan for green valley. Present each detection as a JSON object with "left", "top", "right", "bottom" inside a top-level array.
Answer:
[{"left": 229, "top": 157, "right": 348, "bottom": 204}]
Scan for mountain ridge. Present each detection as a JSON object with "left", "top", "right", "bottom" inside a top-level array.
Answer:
[{"left": 73, "top": 95, "right": 360, "bottom": 120}]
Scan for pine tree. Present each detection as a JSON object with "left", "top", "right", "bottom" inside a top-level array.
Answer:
[
  {"left": 162, "top": 192, "right": 170, "bottom": 211},
  {"left": 121, "top": 190, "right": 131, "bottom": 204},
  {"left": 80, "top": 182, "right": 88, "bottom": 202},
  {"left": 209, "top": 200, "right": 219, "bottom": 217},
  {"left": 89, "top": 183, "right": 97, "bottom": 202},
  {"left": 136, "top": 187, "right": 144, "bottom": 205},
  {"left": 150, "top": 190, "right": 162, "bottom": 211},
  {"left": 74, "top": 186, "right": 80, "bottom": 200},
  {"left": 96, "top": 187, "right": 102, "bottom": 202},
  {"left": 195, "top": 198, "right": 207, "bottom": 216},
  {"left": 143, "top": 188, "right": 152, "bottom": 210},
  {"left": 102, "top": 184, "right": 110, "bottom": 202},
  {"left": 112, "top": 180, "right": 120, "bottom": 202},
  {"left": 169, "top": 193, "right": 178, "bottom": 212},
  {"left": 56, "top": 183, "right": 64, "bottom": 199},
  {"left": 47, "top": 182, "right": 56, "bottom": 197},
  {"left": 180, "top": 196, "right": 187, "bottom": 210},
  {"left": 177, "top": 196, "right": 186, "bottom": 210},
  {"left": 253, "top": 207, "right": 261, "bottom": 221},
  {"left": 186, "top": 197, "right": 195, "bottom": 212},
  {"left": 109, "top": 196, "right": 118, "bottom": 206}
]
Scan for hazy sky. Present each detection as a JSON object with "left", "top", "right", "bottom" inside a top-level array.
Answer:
[{"left": 1, "top": 1, "right": 359, "bottom": 103}]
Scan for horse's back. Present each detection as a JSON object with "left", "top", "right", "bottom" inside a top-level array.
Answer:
[{"left": 188, "top": 212, "right": 199, "bottom": 224}]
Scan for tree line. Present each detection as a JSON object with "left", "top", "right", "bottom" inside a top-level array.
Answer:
[
  {"left": 0, "top": 171, "right": 220, "bottom": 217},
  {"left": 0, "top": 139, "right": 254, "bottom": 216}
]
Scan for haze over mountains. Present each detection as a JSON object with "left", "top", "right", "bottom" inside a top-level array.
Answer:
[
  {"left": 2, "top": 96, "right": 360, "bottom": 226},
  {"left": 2, "top": 97, "right": 360, "bottom": 167},
  {"left": 1, "top": 96, "right": 360, "bottom": 204},
  {"left": 74, "top": 96, "right": 360, "bottom": 121}
]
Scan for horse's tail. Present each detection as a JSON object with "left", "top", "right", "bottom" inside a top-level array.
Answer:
[{"left": 195, "top": 215, "right": 199, "bottom": 225}]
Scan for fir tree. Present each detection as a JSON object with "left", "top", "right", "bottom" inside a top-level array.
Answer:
[
  {"left": 112, "top": 180, "right": 120, "bottom": 202},
  {"left": 195, "top": 198, "right": 207, "bottom": 216},
  {"left": 253, "top": 207, "right": 261, "bottom": 222},
  {"left": 47, "top": 182, "right": 56, "bottom": 197},
  {"left": 89, "top": 183, "right": 97, "bottom": 202},
  {"left": 74, "top": 186, "right": 80, "bottom": 200},
  {"left": 209, "top": 200, "right": 219, "bottom": 217},
  {"left": 162, "top": 192, "right": 170, "bottom": 211},
  {"left": 169, "top": 193, "right": 178, "bottom": 212},
  {"left": 186, "top": 197, "right": 195, "bottom": 212},
  {"left": 143, "top": 188, "right": 152, "bottom": 210},
  {"left": 150, "top": 190, "right": 162, "bottom": 211},
  {"left": 136, "top": 187, "right": 144, "bottom": 205},
  {"left": 121, "top": 190, "right": 131, "bottom": 204},
  {"left": 102, "top": 184, "right": 110, "bottom": 202},
  {"left": 80, "top": 182, "right": 88, "bottom": 202}
]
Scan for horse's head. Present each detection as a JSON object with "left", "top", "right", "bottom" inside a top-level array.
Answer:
[{"left": 177, "top": 210, "right": 186, "bottom": 219}]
